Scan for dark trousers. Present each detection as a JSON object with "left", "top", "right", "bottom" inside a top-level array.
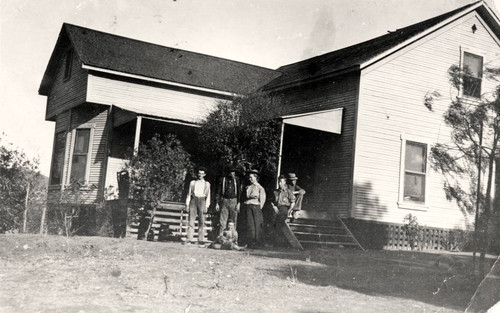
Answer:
[
  {"left": 219, "top": 198, "right": 238, "bottom": 235},
  {"left": 241, "top": 204, "right": 264, "bottom": 247},
  {"left": 276, "top": 205, "right": 290, "bottom": 225}
]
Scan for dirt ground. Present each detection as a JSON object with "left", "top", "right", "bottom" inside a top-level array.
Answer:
[{"left": 0, "top": 234, "right": 496, "bottom": 313}]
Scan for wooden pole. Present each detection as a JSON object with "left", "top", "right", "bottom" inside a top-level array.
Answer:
[
  {"left": 23, "top": 182, "right": 30, "bottom": 233},
  {"left": 473, "top": 121, "right": 483, "bottom": 272},
  {"left": 276, "top": 121, "right": 285, "bottom": 188},
  {"left": 40, "top": 204, "right": 46, "bottom": 235},
  {"left": 133, "top": 116, "right": 142, "bottom": 156}
]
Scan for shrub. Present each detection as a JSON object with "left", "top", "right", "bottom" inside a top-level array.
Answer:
[
  {"left": 126, "top": 134, "right": 193, "bottom": 208},
  {"left": 447, "top": 228, "right": 475, "bottom": 252},
  {"left": 199, "top": 92, "right": 284, "bottom": 190},
  {"left": 46, "top": 180, "right": 98, "bottom": 236},
  {"left": 402, "top": 214, "right": 422, "bottom": 250}
]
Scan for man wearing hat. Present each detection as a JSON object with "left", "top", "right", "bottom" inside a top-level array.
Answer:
[
  {"left": 287, "top": 173, "right": 306, "bottom": 220},
  {"left": 215, "top": 166, "right": 241, "bottom": 236}
]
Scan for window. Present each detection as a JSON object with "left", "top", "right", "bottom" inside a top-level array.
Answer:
[
  {"left": 64, "top": 49, "right": 73, "bottom": 80},
  {"left": 70, "top": 129, "right": 91, "bottom": 183},
  {"left": 462, "top": 52, "right": 483, "bottom": 98},
  {"left": 50, "top": 132, "right": 66, "bottom": 185},
  {"left": 403, "top": 141, "right": 427, "bottom": 203}
]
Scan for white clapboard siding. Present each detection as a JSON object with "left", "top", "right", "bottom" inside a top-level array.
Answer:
[
  {"left": 353, "top": 12, "right": 500, "bottom": 229},
  {"left": 87, "top": 74, "right": 220, "bottom": 124}
]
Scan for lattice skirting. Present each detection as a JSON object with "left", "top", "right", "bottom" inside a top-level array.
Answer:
[{"left": 343, "top": 218, "right": 465, "bottom": 251}]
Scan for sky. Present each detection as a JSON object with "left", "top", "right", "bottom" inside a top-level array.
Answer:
[{"left": 1, "top": 0, "right": 499, "bottom": 176}]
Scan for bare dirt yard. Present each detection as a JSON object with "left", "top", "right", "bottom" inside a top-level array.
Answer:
[{"left": 0, "top": 234, "right": 496, "bottom": 313}]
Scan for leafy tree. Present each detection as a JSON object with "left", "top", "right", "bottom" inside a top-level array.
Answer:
[
  {"left": 0, "top": 134, "right": 46, "bottom": 233},
  {"left": 430, "top": 65, "right": 500, "bottom": 272},
  {"left": 126, "top": 134, "right": 193, "bottom": 207},
  {"left": 199, "top": 92, "right": 284, "bottom": 190}
]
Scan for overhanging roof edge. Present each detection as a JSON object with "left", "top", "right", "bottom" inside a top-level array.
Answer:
[
  {"left": 113, "top": 105, "right": 201, "bottom": 128},
  {"left": 281, "top": 108, "right": 343, "bottom": 120}
]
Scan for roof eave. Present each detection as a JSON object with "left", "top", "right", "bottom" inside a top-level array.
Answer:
[
  {"left": 38, "top": 24, "right": 76, "bottom": 96},
  {"left": 83, "top": 64, "right": 241, "bottom": 97},
  {"left": 264, "top": 65, "right": 360, "bottom": 92},
  {"left": 359, "top": 1, "right": 486, "bottom": 71}
]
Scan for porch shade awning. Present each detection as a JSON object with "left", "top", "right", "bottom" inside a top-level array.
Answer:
[
  {"left": 281, "top": 108, "right": 343, "bottom": 134},
  {"left": 112, "top": 105, "right": 200, "bottom": 128}
]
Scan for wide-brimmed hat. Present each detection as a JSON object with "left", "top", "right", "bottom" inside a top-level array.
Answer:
[
  {"left": 287, "top": 173, "right": 298, "bottom": 180},
  {"left": 247, "top": 169, "right": 260, "bottom": 175}
]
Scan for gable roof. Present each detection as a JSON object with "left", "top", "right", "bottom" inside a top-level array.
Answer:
[
  {"left": 39, "top": 23, "right": 280, "bottom": 96},
  {"left": 264, "top": 1, "right": 499, "bottom": 90}
]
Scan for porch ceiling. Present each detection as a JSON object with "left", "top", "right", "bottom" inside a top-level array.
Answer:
[{"left": 282, "top": 108, "right": 343, "bottom": 134}]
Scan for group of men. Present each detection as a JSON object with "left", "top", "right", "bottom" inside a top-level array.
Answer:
[{"left": 184, "top": 166, "right": 305, "bottom": 248}]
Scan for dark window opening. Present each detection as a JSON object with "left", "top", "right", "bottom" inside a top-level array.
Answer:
[
  {"left": 50, "top": 132, "right": 66, "bottom": 185},
  {"left": 64, "top": 49, "right": 73, "bottom": 80}
]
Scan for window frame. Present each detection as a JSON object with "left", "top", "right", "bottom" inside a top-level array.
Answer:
[
  {"left": 49, "top": 131, "right": 67, "bottom": 186},
  {"left": 66, "top": 126, "right": 94, "bottom": 185},
  {"left": 460, "top": 49, "right": 484, "bottom": 99},
  {"left": 64, "top": 48, "right": 73, "bottom": 81},
  {"left": 398, "top": 134, "right": 429, "bottom": 211}
]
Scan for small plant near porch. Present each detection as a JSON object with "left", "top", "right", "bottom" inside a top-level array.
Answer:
[{"left": 402, "top": 213, "right": 422, "bottom": 250}]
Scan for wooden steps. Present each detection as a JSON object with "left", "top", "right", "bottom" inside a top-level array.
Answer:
[
  {"left": 128, "top": 201, "right": 212, "bottom": 242},
  {"left": 285, "top": 217, "right": 364, "bottom": 250}
]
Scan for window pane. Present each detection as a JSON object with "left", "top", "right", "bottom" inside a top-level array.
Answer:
[
  {"left": 463, "top": 76, "right": 482, "bottom": 98},
  {"left": 71, "top": 155, "right": 87, "bottom": 182},
  {"left": 404, "top": 173, "right": 425, "bottom": 202},
  {"left": 74, "top": 129, "right": 90, "bottom": 154},
  {"left": 405, "top": 141, "right": 426, "bottom": 173},
  {"left": 50, "top": 132, "right": 66, "bottom": 185},
  {"left": 464, "top": 52, "right": 483, "bottom": 77},
  {"left": 463, "top": 52, "right": 483, "bottom": 98}
]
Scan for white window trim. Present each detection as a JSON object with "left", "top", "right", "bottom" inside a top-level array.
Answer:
[
  {"left": 459, "top": 46, "right": 484, "bottom": 100},
  {"left": 66, "top": 125, "right": 94, "bottom": 186},
  {"left": 398, "top": 133, "right": 429, "bottom": 211}
]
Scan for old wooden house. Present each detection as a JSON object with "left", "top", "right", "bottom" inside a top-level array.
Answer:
[
  {"left": 39, "top": 1, "right": 499, "bottom": 249},
  {"left": 266, "top": 1, "right": 500, "bottom": 248},
  {"left": 38, "top": 23, "right": 279, "bottom": 236}
]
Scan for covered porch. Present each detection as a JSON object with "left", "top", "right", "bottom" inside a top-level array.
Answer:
[
  {"left": 277, "top": 108, "right": 347, "bottom": 220},
  {"left": 104, "top": 105, "right": 212, "bottom": 240}
]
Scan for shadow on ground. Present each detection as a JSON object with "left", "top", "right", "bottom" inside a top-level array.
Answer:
[{"left": 249, "top": 247, "right": 496, "bottom": 311}]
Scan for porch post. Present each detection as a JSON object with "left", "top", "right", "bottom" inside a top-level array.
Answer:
[
  {"left": 276, "top": 120, "right": 285, "bottom": 188},
  {"left": 133, "top": 116, "right": 142, "bottom": 155}
]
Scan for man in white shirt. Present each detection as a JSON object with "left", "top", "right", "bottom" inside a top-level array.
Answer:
[{"left": 185, "top": 167, "right": 211, "bottom": 246}]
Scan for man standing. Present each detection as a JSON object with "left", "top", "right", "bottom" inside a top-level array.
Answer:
[
  {"left": 185, "top": 167, "right": 211, "bottom": 246},
  {"left": 287, "top": 173, "right": 306, "bottom": 220},
  {"left": 216, "top": 166, "right": 240, "bottom": 235}
]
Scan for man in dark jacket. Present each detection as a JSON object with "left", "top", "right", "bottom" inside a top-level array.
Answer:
[{"left": 215, "top": 166, "right": 241, "bottom": 235}]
